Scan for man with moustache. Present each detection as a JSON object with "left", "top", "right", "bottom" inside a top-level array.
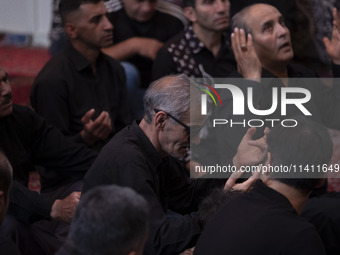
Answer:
[
  {"left": 0, "top": 153, "right": 21, "bottom": 255},
  {"left": 209, "top": 4, "right": 340, "bottom": 166},
  {"left": 0, "top": 66, "right": 97, "bottom": 254},
  {"left": 83, "top": 74, "right": 267, "bottom": 255},
  {"left": 152, "top": 0, "right": 261, "bottom": 80},
  {"left": 31, "top": 0, "right": 130, "bottom": 151}
]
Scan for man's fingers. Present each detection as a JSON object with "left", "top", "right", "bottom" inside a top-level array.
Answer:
[
  {"left": 231, "top": 31, "right": 239, "bottom": 58},
  {"left": 81, "top": 108, "right": 95, "bottom": 124},
  {"left": 248, "top": 138, "right": 267, "bottom": 151},
  {"left": 71, "top": 191, "right": 81, "bottom": 200},
  {"left": 264, "top": 127, "right": 271, "bottom": 136},
  {"left": 87, "top": 111, "right": 112, "bottom": 139},
  {"left": 247, "top": 33, "right": 253, "bottom": 48},
  {"left": 244, "top": 127, "right": 257, "bottom": 140},
  {"left": 239, "top": 28, "right": 247, "bottom": 51},
  {"left": 224, "top": 170, "right": 244, "bottom": 190}
]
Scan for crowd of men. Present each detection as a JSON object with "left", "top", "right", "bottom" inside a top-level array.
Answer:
[{"left": 1, "top": 0, "right": 340, "bottom": 254}]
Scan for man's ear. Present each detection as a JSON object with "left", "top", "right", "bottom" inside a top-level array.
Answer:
[
  {"left": 154, "top": 111, "right": 167, "bottom": 130},
  {"left": 184, "top": 7, "right": 196, "bottom": 23},
  {"left": 65, "top": 23, "right": 78, "bottom": 39}
]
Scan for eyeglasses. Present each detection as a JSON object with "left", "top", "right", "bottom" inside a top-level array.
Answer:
[{"left": 154, "top": 109, "right": 204, "bottom": 138}]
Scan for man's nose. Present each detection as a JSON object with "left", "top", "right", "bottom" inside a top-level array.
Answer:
[
  {"left": 277, "top": 23, "right": 288, "bottom": 38},
  {"left": 215, "top": 0, "right": 228, "bottom": 13},
  {"left": 141, "top": 1, "right": 153, "bottom": 14},
  {"left": 103, "top": 15, "right": 113, "bottom": 30}
]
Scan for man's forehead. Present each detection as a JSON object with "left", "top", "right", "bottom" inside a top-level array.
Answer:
[
  {"left": 78, "top": 2, "right": 107, "bottom": 18},
  {"left": 246, "top": 4, "right": 282, "bottom": 28}
]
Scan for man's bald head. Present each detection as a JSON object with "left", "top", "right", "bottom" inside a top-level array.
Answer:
[{"left": 232, "top": 4, "right": 294, "bottom": 70}]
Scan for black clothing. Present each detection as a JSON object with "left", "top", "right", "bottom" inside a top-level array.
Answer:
[
  {"left": 55, "top": 247, "right": 70, "bottom": 255},
  {"left": 83, "top": 121, "right": 223, "bottom": 255},
  {"left": 31, "top": 44, "right": 130, "bottom": 149},
  {"left": 0, "top": 236, "right": 21, "bottom": 255},
  {"left": 0, "top": 105, "right": 96, "bottom": 222},
  {"left": 107, "top": 9, "right": 184, "bottom": 87},
  {"left": 153, "top": 25, "right": 237, "bottom": 80},
  {"left": 260, "top": 64, "right": 340, "bottom": 128},
  {"left": 302, "top": 193, "right": 340, "bottom": 255},
  {"left": 210, "top": 63, "right": 340, "bottom": 166},
  {"left": 194, "top": 180, "right": 326, "bottom": 255}
]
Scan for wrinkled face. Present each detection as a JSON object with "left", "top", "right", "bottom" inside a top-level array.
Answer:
[
  {"left": 187, "top": 0, "right": 230, "bottom": 33},
  {"left": 245, "top": 4, "right": 294, "bottom": 68},
  {"left": 159, "top": 109, "right": 205, "bottom": 159},
  {"left": 122, "top": 0, "right": 157, "bottom": 22},
  {"left": 0, "top": 67, "right": 13, "bottom": 118},
  {"left": 71, "top": 2, "right": 113, "bottom": 49}
]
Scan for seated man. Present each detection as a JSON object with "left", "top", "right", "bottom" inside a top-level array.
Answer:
[
  {"left": 152, "top": 0, "right": 261, "bottom": 80},
  {"left": 0, "top": 153, "right": 21, "bottom": 255},
  {"left": 0, "top": 66, "right": 97, "bottom": 255},
  {"left": 56, "top": 185, "right": 149, "bottom": 255},
  {"left": 208, "top": 4, "right": 340, "bottom": 165},
  {"left": 194, "top": 117, "right": 332, "bottom": 255},
  {"left": 102, "top": 0, "right": 184, "bottom": 119},
  {"left": 231, "top": 4, "right": 340, "bottom": 79},
  {"left": 31, "top": 0, "right": 130, "bottom": 150},
  {"left": 83, "top": 74, "right": 267, "bottom": 254},
  {"left": 102, "top": 0, "right": 184, "bottom": 88}
]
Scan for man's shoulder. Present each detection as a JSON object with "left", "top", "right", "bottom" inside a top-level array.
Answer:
[
  {"left": 154, "top": 10, "right": 182, "bottom": 24},
  {"left": 12, "top": 104, "right": 36, "bottom": 120},
  {"left": 34, "top": 52, "right": 71, "bottom": 83},
  {"left": 101, "top": 53, "right": 125, "bottom": 72},
  {"left": 288, "top": 63, "right": 318, "bottom": 78},
  {"left": 163, "top": 30, "right": 186, "bottom": 50},
  {"left": 98, "top": 124, "right": 148, "bottom": 161}
]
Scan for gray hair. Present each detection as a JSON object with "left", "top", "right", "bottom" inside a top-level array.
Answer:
[
  {"left": 143, "top": 74, "right": 192, "bottom": 124},
  {"left": 231, "top": 5, "right": 254, "bottom": 36},
  {"left": 64, "top": 185, "right": 149, "bottom": 255}
]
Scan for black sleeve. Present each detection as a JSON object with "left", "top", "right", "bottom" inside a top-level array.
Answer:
[
  {"left": 83, "top": 149, "right": 202, "bottom": 255},
  {"left": 8, "top": 181, "right": 54, "bottom": 223},
  {"left": 111, "top": 62, "right": 131, "bottom": 132},
  {"left": 313, "top": 78, "right": 340, "bottom": 129},
  {"left": 28, "top": 108, "right": 97, "bottom": 175},
  {"left": 30, "top": 74, "right": 75, "bottom": 139},
  {"left": 9, "top": 106, "right": 97, "bottom": 222},
  {"left": 332, "top": 63, "right": 340, "bottom": 78},
  {"left": 152, "top": 45, "right": 178, "bottom": 81}
]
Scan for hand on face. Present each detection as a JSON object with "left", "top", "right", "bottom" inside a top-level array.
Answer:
[
  {"left": 231, "top": 28, "right": 262, "bottom": 82},
  {"left": 323, "top": 8, "right": 340, "bottom": 65}
]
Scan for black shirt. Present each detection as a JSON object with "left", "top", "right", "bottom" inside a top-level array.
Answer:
[
  {"left": 302, "top": 193, "right": 340, "bottom": 255},
  {"left": 0, "top": 236, "right": 21, "bottom": 255},
  {"left": 107, "top": 9, "right": 184, "bottom": 87},
  {"left": 0, "top": 105, "right": 97, "bottom": 223},
  {"left": 194, "top": 180, "right": 326, "bottom": 255},
  {"left": 31, "top": 44, "right": 130, "bottom": 148},
  {"left": 83, "top": 121, "right": 223, "bottom": 255},
  {"left": 152, "top": 25, "right": 238, "bottom": 81},
  {"left": 210, "top": 63, "right": 340, "bottom": 166}
]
